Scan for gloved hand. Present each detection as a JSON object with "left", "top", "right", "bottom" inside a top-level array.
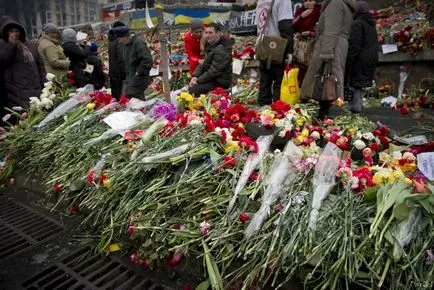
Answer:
[{"left": 285, "top": 54, "right": 293, "bottom": 65}]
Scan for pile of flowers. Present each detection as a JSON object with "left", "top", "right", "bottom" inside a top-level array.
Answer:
[
  {"left": 0, "top": 83, "right": 433, "bottom": 290},
  {"left": 374, "top": 1, "right": 433, "bottom": 55}
]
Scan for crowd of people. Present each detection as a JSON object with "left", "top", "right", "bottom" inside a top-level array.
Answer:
[
  {"left": 256, "top": 0, "right": 379, "bottom": 119},
  {"left": 0, "top": 0, "right": 379, "bottom": 119},
  {"left": 0, "top": 18, "right": 108, "bottom": 110}
]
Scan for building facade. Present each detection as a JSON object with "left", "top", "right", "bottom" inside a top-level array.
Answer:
[{"left": 0, "top": 0, "right": 101, "bottom": 38}]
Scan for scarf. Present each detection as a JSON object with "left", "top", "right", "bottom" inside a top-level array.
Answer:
[{"left": 16, "top": 41, "right": 34, "bottom": 63}]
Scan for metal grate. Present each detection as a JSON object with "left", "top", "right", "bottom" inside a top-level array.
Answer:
[
  {"left": 0, "top": 199, "right": 64, "bottom": 259},
  {"left": 22, "top": 247, "right": 168, "bottom": 290}
]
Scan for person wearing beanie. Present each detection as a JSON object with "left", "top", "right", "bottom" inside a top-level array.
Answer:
[
  {"left": 0, "top": 18, "right": 46, "bottom": 109},
  {"left": 61, "top": 28, "right": 88, "bottom": 88},
  {"left": 117, "top": 26, "right": 153, "bottom": 99},
  {"left": 184, "top": 18, "right": 204, "bottom": 75},
  {"left": 108, "top": 21, "right": 126, "bottom": 99},
  {"left": 345, "top": 0, "right": 378, "bottom": 113},
  {"left": 85, "top": 42, "right": 106, "bottom": 90},
  {"left": 0, "top": 15, "right": 13, "bottom": 116},
  {"left": 38, "top": 23, "right": 70, "bottom": 79}
]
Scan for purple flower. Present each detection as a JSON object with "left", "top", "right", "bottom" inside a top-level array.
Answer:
[
  {"left": 222, "top": 120, "right": 231, "bottom": 127},
  {"left": 151, "top": 102, "right": 177, "bottom": 122},
  {"left": 220, "top": 99, "right": 229, "bottom": 110}
]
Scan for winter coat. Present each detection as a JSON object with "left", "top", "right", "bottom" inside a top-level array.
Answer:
[
  {"left": 293, "top": 4, "right": 322, "bottom": 34},
  {"left": 0, "top": 20, "right": 46, "bottom": 108},
  {"left": 86, "top": 53, "right": 106, "bottom": 90},
  {"left": 346, "top": 12, "right": 378, "bottom": 88},
  {"left": 62, "top": 41, "right": 87, "bottom": 88},
  {"left": 38, "top": 33, "right": 70, "bottom": 79},
  {"left": 184, "top": 30, "right": 202, "bottom": 75},
  {"left": 193, "top": 37, "right": 233, "bottom": 88},
  {"left": 124, "top": 35, "right": 153, "bottom": 98},
  {"left": 108, "top": 38, "right": 125, "bottom": 79},
  {"left": 0, "top": 16, "right": 12, "bottom": 113},
  {"left": 300, "top": 0, "right": 356, "bottom": 100}
]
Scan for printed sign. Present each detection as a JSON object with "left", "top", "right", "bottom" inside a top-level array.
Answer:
[{"left": 417, "top": 153, "right": 434, "bottom": 181}]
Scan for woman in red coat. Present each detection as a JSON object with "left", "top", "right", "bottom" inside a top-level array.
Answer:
[
  {"left": 292, "top": 0, "right": 321, "bottom": 85},
  {"left": 184, "top": 19, "right": 205, "bottom": 75}
]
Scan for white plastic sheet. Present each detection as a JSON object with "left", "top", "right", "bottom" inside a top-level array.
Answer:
[
  {"left": 227, "top": 135, "right": 274, "bottom": 215},
  {"left": 308, "top": 142, "right": 342, "bottom": 230},
  {"left": 244, "top": 141, "right": 302, "bottom": 238},
  {"left": 37, "top": 85, "right": 94, "bottom": 129}
]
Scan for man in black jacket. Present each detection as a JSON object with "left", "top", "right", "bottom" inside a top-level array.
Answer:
[
  {"left": 256, "top": 0, "right": 294, "bottom": 106},
  {"left": 108, "top": 21, "right": 126, "bottom": 99},
  {"left": 116, "top": 26, "right": 153, "bottom": 100},
  {"left": 346, "top": 1, "right": 378, "bottom": 113},
  {"left": 189, "top": 23, "right": 233, "bottom": 96}
]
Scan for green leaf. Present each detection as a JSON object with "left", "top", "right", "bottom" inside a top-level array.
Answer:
[
  {"left": 195, "top": 280, "right": 210, "bottom": 290},
  {"left": 392, "top": 202, "right": 410, "bottom": 221},
  {"left": 209, "top": 148, "right": 221, "bottom": 167},
  {"left": 389, "top": 143, "right": 410, "bottom": 153}
]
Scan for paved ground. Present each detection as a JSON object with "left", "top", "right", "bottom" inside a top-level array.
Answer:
[{"left": 0, "top": 107, "right": 432, "bottom": 289}]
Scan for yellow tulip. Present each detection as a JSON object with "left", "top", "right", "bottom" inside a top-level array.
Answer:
[
  {"left": 108, "top": 243, "right": 121, "bottom": 252},
  {"left": 86, "top": 102, "right": 96, "bottom": 112},
  {"left": 348, "top": 128, "right": 356, "bottom": 135},
  {"left": 225, "top": 141, "right": 241, "bottom": 154},
  {"left": 295, "top": 135, "right": 304, "bottom": 144},
  {"left": 103, "top": 178, "right": 112, "bottom": 190},
  {"left": 301, "top": 129, "right": 309, "bottom": 137},
  {"left": 400, "top": 163, "right": 417, "bottom": 173}
]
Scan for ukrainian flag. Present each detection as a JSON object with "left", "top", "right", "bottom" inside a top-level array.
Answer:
[{"left": 173, "top": 9, "right": 213, "bottom": 25}]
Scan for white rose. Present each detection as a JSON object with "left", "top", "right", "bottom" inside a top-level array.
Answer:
[
  {"left": 42, "top": 87, "right": 51, "bottom": 96},
  {"left": 41, "top": 98, "right": 54, "bottom": 110},
  {"left": 403, "top": 152, "right": 416, "bottom": 161},
  {"left": 46, "top": 73, "right": 56, "bottom": 81},
  {"left": 189, "top": 119, "right": 201, "bottom": 126},
  {"left": 44, "top": 81, "right": 53, "bottom": 89},
  {"left": 48, "top": 94, "right": 57, "bottom": 100},
  {"left": 354, "top": 140, "right": 366, "bottom": 150},
  {"left": 392, "top": 151, "right": 403, "bottom": 160},
  {"left": 362, "top": 132, "right": 375, "bottom": 141},
  {"left": 310, "top": 131, "right": 321, "bottom": 139}
]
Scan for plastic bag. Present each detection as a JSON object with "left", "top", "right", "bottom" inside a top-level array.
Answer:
[
  {"left": 308, "top": 142, "right": 342, "bottom": 230},
  {"left": 245, "top": 141, "right": 302, "bottom": 238},
  {"left": 280, "top": 68, "right": 300, "bottom": 105}
]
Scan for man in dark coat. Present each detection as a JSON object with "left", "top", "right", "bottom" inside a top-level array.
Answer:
[
  {"left": 346, "top": 1, "right": 378, "bottom": 113},
  {"left": 116, "top": 26, "right": 153, "bottom": 100},
  {"left": 108, "top": 21, "right": 126, "bottom": 99},
  {"left": 189, "top": 23, "right": 233, "bottom": 96},
  {"left": 0, "top": 19, "right": 46, "bottom": 109},
  {"left": 86, "top": 43, "right": 106, "bottom": 90},
  {"left": 62, "top": 28, "right": 88, "bottom": 88}
]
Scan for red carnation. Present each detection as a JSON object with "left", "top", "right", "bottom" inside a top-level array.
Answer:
[
  {"left": 379, "top": 125, "right": 390, "bottom": 136},
  {"left": 239, "top": 212, "right": 249, "bottom": 223},
  {"left": 400, "top": 106, "right": 409, "bottom": 116},
  {"left": 378, "top": 136, "right": 391, "bottom": 148},
  {"left": 271, "top": 100, "right": 291, "bottom": 115},
  {"left": 53, "top": 183, "right": 62, "bottom": 193},
  {"left": 119, "top": 96, "right": 129, "bottom": 106},
  {"left": 221, "top": 156, "right": 237, "bottom": 169},
  {"left": 369, "top": 142, "right": 380, "bottom": 152}
]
